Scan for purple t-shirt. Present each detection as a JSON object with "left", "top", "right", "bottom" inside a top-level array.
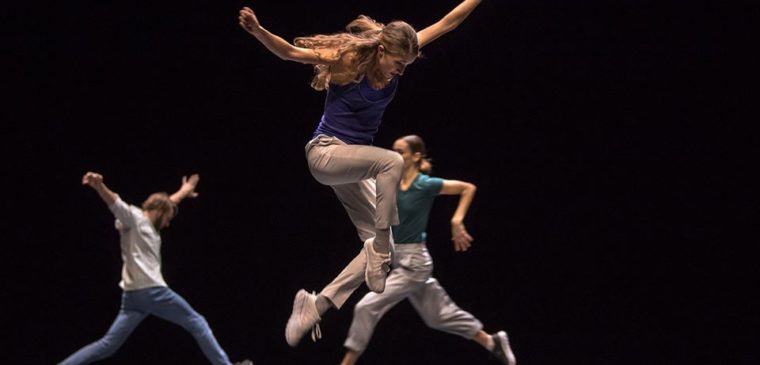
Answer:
[{"left": 312, "top": 76, "right": 399, "bottom": 145}]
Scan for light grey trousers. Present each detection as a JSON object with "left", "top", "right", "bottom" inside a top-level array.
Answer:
[
  {"left": 305, "top": 135, "right": 403, "bottom": 309},
  {"left": 344, "top": 243, "right": 484, "bottom": 354}
]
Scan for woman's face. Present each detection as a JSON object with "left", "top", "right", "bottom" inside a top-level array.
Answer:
[
  {"left": 392, "top": 139, "right": 419, "bottom": 170},
  {"left": 377, "top": 46, "right": 413, "bottom": 81}
]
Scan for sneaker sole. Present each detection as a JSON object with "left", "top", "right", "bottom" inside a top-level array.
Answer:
[
  {"left": 496, "top": 331, "right": 516, "bottom": 365},
  {"left": 285, "top": 290, "right": 309, "bottom": 347},
  {"left": 364, "top": 239, "right": 391, "bottom": 293}
]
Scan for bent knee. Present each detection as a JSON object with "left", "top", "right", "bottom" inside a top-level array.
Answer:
[
  {"left": 93, "top": 337, "right": 125, "bottom": 358},
  {"left": 353, "top": 301, "right": 370, "bottom": 315},
  {"left": 382, "top": 152, "right": 404, "bottom": 174},
  {"left": 354, "top": 299, "right": 381, "bottom": 317},
  {"left": 185, "top": 314, "right": 211, "bottom": 333},
  {"left": 422, "top": 316, "right": 449, "bottom": 331},
  {"left": 390, "top": 152, "right": 403, "bottom": 169}
]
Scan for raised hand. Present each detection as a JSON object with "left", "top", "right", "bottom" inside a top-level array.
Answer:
[
  {"left": 81, "top": 171, "right": 118, "bottom": 205},
  {"left": 180, "top": 174, "right": 200, "bottom": 199},
  {"left": 239, "top": 6, "right": 261, "bottom": 34},
  {"left": 81, "top": 171, "right": 104, "bottom": 188}
]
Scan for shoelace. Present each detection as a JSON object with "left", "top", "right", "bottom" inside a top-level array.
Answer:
[
  {"left": 310, "top": 291, "right": 322, "bottom": 342},
  {"left": 311, "top": 322, "right": 322, "bottom": 342}
]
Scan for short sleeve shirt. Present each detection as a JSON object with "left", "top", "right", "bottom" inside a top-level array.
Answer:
[{"left": 392, "top": 174, "right": 443, "bottom": 244}]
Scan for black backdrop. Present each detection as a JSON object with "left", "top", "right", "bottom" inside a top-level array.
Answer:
[{"left": 4, "top": 0, "right": 755, "bottom": 364}]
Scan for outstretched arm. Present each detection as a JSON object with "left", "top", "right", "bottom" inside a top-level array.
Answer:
[
  {"left": 439, "top": 179, "right": 477, "bottom": 251},
  {"left": 239, "top": 6, "right": 340, "bottom": 65},
  {"left": 417, "top": 0, "right": 482, "bottom": 48},
  {"left": 170, "top": 174, "right": 200, "bottom": 205},
  {"left": 81, "top": 172, "right": 118, "bottom": 206}
]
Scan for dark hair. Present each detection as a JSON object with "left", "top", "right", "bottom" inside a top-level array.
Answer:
[{"left": 400, "top": 134, "right": 433, "bottom": 174}]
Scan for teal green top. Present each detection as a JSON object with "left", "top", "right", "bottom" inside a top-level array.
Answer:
[{"left": 392, "top": 174, "right": 444, "bottom": 244}]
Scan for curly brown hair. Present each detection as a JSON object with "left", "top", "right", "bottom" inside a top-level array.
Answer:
[{"left": 141, "top": 192, "right": 178, "bottom": 218}]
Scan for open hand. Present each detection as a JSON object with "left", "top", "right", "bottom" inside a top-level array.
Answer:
[
  {"left": 451, "top": 222, "right": 474, "bottom": 252},
  {"left": 180, "top": 174, "right": 200, "bottom": 198}
]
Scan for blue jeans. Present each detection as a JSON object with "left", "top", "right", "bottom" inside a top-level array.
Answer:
[{"left": 59, "top": 286, "right": 231, "bottom": 365}]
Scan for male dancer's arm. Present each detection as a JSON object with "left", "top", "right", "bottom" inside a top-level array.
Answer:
[
  {"left": 170, "top": 174, "right": 200, "bottom": 205},
  {"left": 81, "top": 172, "right": 118, "bottom": 206},
  {"left": 417, "top": 0, "right": 483, "bottom": 48},
  {"left": 440, "top": 179, "right": 477, "bottom": 252}
]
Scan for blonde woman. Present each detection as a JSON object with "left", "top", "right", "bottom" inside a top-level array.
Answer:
[
  {"left": 238, "top": 0, "right": 483, "bottom": 347},
  {"left": 340, "top": 135, "right": 516, "bottom": 365}
]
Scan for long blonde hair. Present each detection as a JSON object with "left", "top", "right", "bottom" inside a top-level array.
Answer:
[{"left": 294, "top": 15, "right": 420, "bottom": 90}]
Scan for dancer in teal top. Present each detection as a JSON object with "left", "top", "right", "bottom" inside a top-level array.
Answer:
[
  {"left": 238, "top": 0, "right": 485, "bottom": 348},
  {"left": 340, "top": 135, "right": 517, "bottom": 365}
]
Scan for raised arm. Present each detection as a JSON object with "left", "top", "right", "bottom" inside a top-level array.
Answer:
[
  {"left": 82, "top": 172, "right": 118, "bottom": 206},
  {"left": 417, "top": 0, "right": 482, "bottom": 48},
  {"left": 440, "top": 179, "right": 477, "bottom": 251},
  {"left": 239, "top": 6, "right": 340, "bottom": 65},
  {"left": 169, "top": 174, "right": 200, "bottom": 205}
]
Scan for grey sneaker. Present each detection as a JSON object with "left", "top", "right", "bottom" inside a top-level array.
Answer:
[
  {"left": 285, "top": 289, "right": 321, "bottom": 347},
  {"left": 363, "top": 238, "right": 391, "bottom": 293},
  {"left": 491, "top": 331, "right": 516, "bottom": 365},
  {"left": 233, "top": 360, "right": 253, "bottom": 365}
]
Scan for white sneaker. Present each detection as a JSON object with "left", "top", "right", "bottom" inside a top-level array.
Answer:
[
  {"left": 363, "top": 238, "right": 391, "bottom": 293},
  {"left": 285, "top": 289, "right": 321, "bottom": 347},
  {"left": 491, "top": 330, "right": 516, "bottom": 365}
]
